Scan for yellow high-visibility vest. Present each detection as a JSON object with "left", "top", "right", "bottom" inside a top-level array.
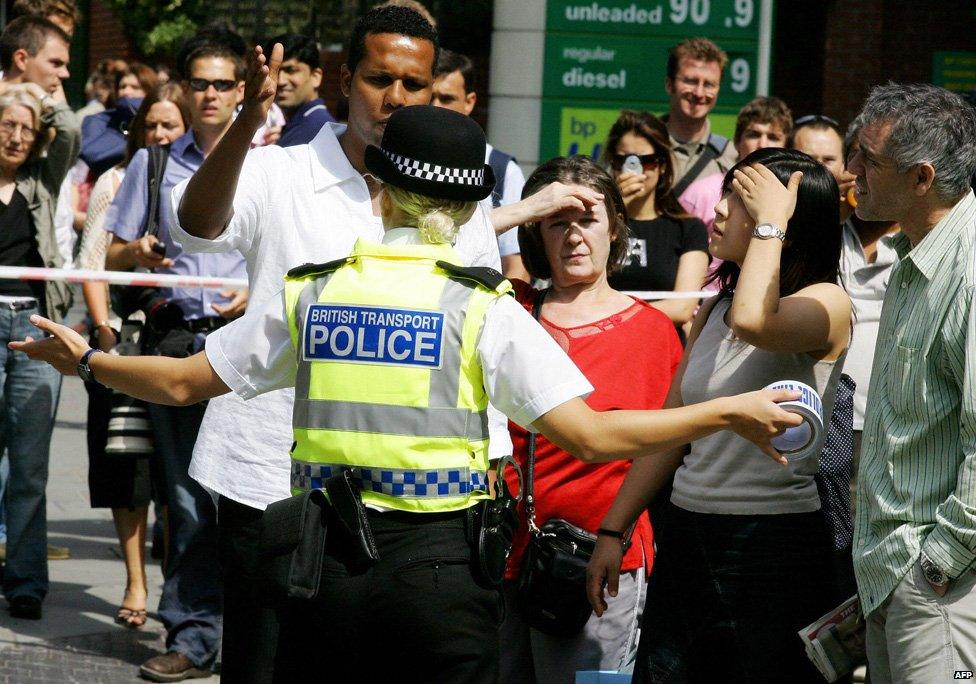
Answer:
[{"left": 283, "top": 238, "right": 512, "bottom": 513}]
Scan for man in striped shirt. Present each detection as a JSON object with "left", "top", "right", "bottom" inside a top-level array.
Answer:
[{"left": 849, "top": 83, "right": 976, "bottom": 680}]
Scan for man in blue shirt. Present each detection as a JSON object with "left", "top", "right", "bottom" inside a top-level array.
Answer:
[
  {"left": 266, "top": 33, "right": 335, "bottom": 148},
  {"left": 103, "top": 42, "right": 247, "bottom": 683}
]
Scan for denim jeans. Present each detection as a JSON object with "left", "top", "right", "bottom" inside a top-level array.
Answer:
[
  {"left": 635, "top": 502, "right": 835, "bottom": 684},
  {"left": 0, "top": 305, "right": 62, "bottom": 601},
  {"left": 0, "top": 453, "right": 8, "bottom": 544},
  {"left": 148, "top": 402, "right": 222, "bottom": 668}
]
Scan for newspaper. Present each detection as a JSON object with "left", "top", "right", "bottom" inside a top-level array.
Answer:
[{"left": 798, "top": 595, "right": 866, "bottom": 681}]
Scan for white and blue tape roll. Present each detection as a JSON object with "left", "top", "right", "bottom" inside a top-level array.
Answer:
[{"left": 764, "top": 380, "right": 824, "bottom": 461}]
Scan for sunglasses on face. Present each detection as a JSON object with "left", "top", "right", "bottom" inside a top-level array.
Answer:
[
  {"left": 610, "top": 152, "right": 667, "bottom": 172},
  {"left": 187, "top": 78, "right": 238, "bottom": 93}
]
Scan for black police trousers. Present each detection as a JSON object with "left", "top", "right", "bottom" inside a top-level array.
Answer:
[{"left": 272, "top": 508, "right": 500, "bottom": 683}]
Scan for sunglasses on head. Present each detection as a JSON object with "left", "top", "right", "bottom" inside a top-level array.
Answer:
[
  {"left": 794, "top": 114, "right": 840, "bottom": 128},
  {"left": 187, "top": 78, "right": 238, "bottom": 93},
  {"left": 610, "top": 152, "right": 667, "bottom": 172}
]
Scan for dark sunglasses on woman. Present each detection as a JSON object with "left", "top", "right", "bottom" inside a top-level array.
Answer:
[
  {"left": 187, "top": 78, "right": 238, "bottom": 93},
  {"left": 610, "top": 152, "right": 667, "bottom": 173}
]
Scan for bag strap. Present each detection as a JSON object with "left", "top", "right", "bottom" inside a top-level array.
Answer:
[
  {"left": 671, "top": 133, "right": 728, "bottom": 198},
  {"left": 140, "top": 144, "right": 171, "bottom": 239},
  {"left": 524, "top": 287, "right": 548, "bottom": 534}
]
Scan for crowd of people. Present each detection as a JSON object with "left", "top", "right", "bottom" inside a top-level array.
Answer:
[{"left": 1, "top": 1, "right": 975, "bottom": 683}]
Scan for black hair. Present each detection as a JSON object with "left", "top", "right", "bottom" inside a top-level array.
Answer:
[
  {"left": 182, "top": 44, "right": 246, "bottom": 82},
  {"left": 434, "top": 48, "right": 474, "bottom": 93},
  {"left": 175, "top": 23, "right": 247, "bottom": 80},
  {"left": 0, "top": 15, "right": 69, "bottom": 72},
  {"left": 709, "top": 147, "right": 841, "bottom": 298},
  {"left": 266, "top": 33, "right": 320, "bottom": 71},
  {"left": 345, "top": 5, "right": 439, "bottom": 76}
]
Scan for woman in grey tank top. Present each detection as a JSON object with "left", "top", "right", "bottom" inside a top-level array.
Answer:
[{"left": 588, "top": 148, "right": 852, "bottom": 683}]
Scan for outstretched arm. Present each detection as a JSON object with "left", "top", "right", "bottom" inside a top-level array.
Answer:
[
  {"left": 10, "top": 315, "right": 230, "bottom": 405},
  {"left": 177, "top": 43, "right": 282, "bottom": 240}
]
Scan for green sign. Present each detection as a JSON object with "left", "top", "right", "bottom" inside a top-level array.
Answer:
[
  {"left": 541, "top": 100, "right": 738, "bottom": 161},
  {"left": 539, "top": 0, "right": 771, "bottom": 162},
  {"left": 933, "top": 51, "right": 976, "bottom": 94},
  {"left": 544, "top": 33, "right": 757, "bottom": 107},
  {"left": 547, "top": 0, "right": 762, "bottom": 39}
]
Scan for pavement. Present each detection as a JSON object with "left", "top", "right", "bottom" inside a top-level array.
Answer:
[{"left": 0, "top": 372, "right": 220, "bottom": 682}]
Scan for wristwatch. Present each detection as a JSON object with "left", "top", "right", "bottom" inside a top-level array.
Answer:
[
  {"left": 752, "top": 223, "right": 787, "bottom": 242},
  {"left": 920, "top": 552, "right": 949, "bottom": 586},
  {"left": 78, "top": 348, "right": 102, "bottom": 385}
]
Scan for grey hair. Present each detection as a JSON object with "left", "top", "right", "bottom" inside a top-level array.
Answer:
[
  {"left": 843, "top": 112, "right": 865, "bottom": 162},
  {"left": 858, "top": 82, "right": 976, "bottom": 201}
]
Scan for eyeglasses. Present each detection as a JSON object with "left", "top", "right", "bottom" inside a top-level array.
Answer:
[
  {"left": 794, "top": 114, "right": 840, "bottom": 128},
  {"left": 0, "top": 120, "right": 37, "bottom": 142},
  {"left": 187, "top": 78, "right": 238, "bottom": 93},
  {"left": 609, "top": 152, "right": 667, "bottom": 172}
]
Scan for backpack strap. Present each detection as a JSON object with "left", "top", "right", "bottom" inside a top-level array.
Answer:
[
  {"left": 140, "top": 144, "right": 171, "bottom": 238},
  {"left": 487, "top": 148, "right": 516, "bottom": 208},
  {"left": 671, "top": 133, "right": 729, "bottom": 199}
]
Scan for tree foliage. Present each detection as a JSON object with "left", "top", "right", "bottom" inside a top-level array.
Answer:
[{"left": 103, "top": 0, "right": 209, "bottom": 58}]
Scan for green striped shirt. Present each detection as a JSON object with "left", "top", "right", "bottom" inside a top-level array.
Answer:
[{"left": 854, "top": 191, "right": 976, "bottom": 616}]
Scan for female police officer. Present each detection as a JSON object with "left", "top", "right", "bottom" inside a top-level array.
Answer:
[{"left": 12, "top": 105, "right": 801, "bottom": 682}]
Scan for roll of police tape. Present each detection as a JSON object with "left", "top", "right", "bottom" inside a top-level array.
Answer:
[{"left": 764, "top": 380, "right": 824, "bottom": 461}]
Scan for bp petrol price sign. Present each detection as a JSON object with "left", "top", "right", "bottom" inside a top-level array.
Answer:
[{"left": 539, "top": 0, "right": 772, "bottom": 161}]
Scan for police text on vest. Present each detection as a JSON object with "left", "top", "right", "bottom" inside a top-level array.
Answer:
[{"left": 303, "top": 304, "right": 445, "bottom": 369}]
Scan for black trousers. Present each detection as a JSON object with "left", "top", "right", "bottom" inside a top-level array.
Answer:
[
  {"left": 217, "top": 496, "right": 280, "bottom": 683},
  {"left": 273, "top": 509, "right": 500, "bottom": 683}
]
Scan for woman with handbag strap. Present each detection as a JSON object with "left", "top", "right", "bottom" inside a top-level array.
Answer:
[
  {"left": 11, "top": 104, "right": 803, "bottom": 680},
  {"left": 75, "top": 82, "right": 190, "bottom": 629},
  {"left": 499, "top": 155, "right": 683, "bottom": 682}
]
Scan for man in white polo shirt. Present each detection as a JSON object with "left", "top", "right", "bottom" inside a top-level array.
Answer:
[{"left": 169, "top": 6, "right": 599, "bottom": 679}]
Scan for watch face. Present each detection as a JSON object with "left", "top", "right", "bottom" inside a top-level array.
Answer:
[{"left": 757, "top": 224, "right": 775, "bottom": 237}]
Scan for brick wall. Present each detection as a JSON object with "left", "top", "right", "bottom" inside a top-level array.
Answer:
[{"left": 86, "top": 0, "right": 134, "bottom": 72}]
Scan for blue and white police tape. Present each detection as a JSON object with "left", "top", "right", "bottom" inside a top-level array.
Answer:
[{"left": 765, "top": 380, "right": 824, "bottom": 461}]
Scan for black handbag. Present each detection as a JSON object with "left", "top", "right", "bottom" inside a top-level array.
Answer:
[{"left": 514, "top": 288, "right": 629, "bottom": 638}]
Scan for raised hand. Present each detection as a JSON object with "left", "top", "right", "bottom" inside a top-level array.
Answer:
[
  {"left": 9, "top": 314, "right": 91, "bottom": 375},
  {"left": 211, "top": 288, "right": 248, "bottom": 319},
  {"left": 616, "top": 172, "right": 646, "bottom": 206},
  {"left": 732, "top": 163, "right": 802, "bottom": 230},
  {"left": 726, "top": 388, "right": 804, "bottom": 465},
  {"left": 525, "top": 182, "right": 604, "bottom": 222},
  {"left": 239, "top": 43, "right": 283, "bottom": 132}
]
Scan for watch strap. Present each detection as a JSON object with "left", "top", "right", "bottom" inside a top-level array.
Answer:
[{"left": 79, "top": 348, "right": 102, "bottom": 383}]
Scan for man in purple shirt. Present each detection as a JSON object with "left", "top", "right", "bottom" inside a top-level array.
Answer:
[
  {"left": 265, "top": 33, "right": 335, "bottom": 148},
  {"left": 103, "top": 42, "right": 247, "bottom": 683}
]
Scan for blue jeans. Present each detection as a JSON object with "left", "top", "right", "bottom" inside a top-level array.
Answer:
[
  {"left": 0, "top": 305, "right": 62, "bottom": 601},
  {"left": 0, "top": 453, "right": 8, "bottom": 544},
  {"left": 148, "top": 402, "right": 222, "bottom": 668},
  {"left": 635, "top": 502, "right": 835, "bottom": 683}
]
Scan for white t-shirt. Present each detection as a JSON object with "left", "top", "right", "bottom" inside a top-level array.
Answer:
[
  {"left": 169, "top": 122, "right": 506, "bottom": 509},
  {"left": 205, "top": 230, "right": 592, "bottom": 434}
]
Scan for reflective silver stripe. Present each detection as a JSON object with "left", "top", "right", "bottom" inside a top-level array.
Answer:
[
  {"left": 428, "top": 278, "right": 475, "bottom": 408},
  {"left": 290, "top": 460, "right": 488, "bottom": 497},
  {"left": 294, "top": 398, "right": 486, "bottom": 440},
  {"left": 294, "top": 275, "right": 335, "bottom": 398}
]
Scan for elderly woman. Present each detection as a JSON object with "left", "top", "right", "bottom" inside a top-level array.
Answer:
[
  {"left": 499, "top": 155, "right": 683, "bottom": 682},
  {"left": 0, "top": 82, "right": 80, "bottom": 620},
  {"left": 12, "top": 105, "right": 799, "bottom": 678}
]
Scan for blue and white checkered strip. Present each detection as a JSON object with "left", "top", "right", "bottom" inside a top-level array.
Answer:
[
  {"left": 384, "top": 150, "right": 484, "bottom": 186},
  {"left": 291, "top": 460, "right": 488, "bottom": 498}
]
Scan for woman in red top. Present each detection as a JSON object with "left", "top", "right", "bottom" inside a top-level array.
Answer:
[{"left": 500, "top": 156, "right": 683, "bottom": 682}]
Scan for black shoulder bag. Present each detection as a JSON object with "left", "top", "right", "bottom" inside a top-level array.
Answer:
[
  {"left": 515, "top": 288, "right": 632, "bottom": 638},
  {"left": 111, "top": 144, "right": 171, "bottom": 320}
]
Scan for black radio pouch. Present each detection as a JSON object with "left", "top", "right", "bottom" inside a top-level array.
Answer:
[
  {"left": 468, "top": 455, "right": 522, "bottom": 588},
  {"left": 325, "top": 469, "right": 380, "bottom": 566},
  {"left": 258, "top": 488, "right": 329, "bottom": 602}
]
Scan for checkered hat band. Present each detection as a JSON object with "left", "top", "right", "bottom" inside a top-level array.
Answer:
[{"left": 384, "top": 150, "right": 484, "bottom": 186}]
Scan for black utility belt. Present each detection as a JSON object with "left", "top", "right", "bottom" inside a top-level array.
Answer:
[{"left": 183, "top": 316, "right": 227, "bottom": 334}]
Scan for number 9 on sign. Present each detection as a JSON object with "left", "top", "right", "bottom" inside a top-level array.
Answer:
[
  {"left": 734, "top": 0, "right": 754, "bottom": 27},
  {"left": 730, "top": 58, "right": 750, "bottom": 93}
]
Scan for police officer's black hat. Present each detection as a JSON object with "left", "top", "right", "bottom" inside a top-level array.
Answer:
[{"left": 364, "top": 105, "right": 495, "bottom": 202}]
